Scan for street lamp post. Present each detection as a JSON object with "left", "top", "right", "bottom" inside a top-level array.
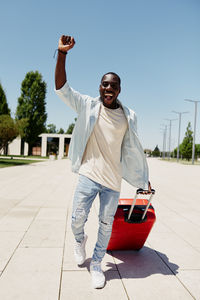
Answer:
[
  {"left": 185, "top": 99, "right": 200, "bottom": 164},
  {"left": 172, "top": 111, "right": 189, "bottom": 162},
  {"left": 163, "top": 125, "right": 167, "bottom": 159},
  {"left": 160, "top": 125, "right": 167, "bottom": 159},
  {"left": 165, "top": 119, "right": 177, "bottom": 159}
]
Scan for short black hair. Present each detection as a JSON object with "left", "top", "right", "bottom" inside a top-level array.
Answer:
[{"left": 101, "top": 72, "right": 121, "bottom": 86}]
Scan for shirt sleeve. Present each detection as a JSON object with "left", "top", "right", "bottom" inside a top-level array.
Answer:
[
  {"left": 55, "top": 82, "right": 90, "bottom": 114},
  {"left": 129, "top": 109, "right": 138, "bottom": 135}
]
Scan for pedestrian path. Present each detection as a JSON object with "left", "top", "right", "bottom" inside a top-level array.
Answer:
[{"left": 0, "top": 158, "right": 199, "bottom": 299}]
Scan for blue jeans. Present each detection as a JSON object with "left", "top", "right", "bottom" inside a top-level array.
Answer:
[{"left": 71, "top": 175, "right": 120, "bottom": 262}]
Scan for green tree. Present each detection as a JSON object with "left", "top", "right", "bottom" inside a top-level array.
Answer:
[
  {"left": 66, "top": 118, "right": 77, "bottom": 134},
  {"left": 0, "top": 115, "right": 28, "bottom": 154},
  {"left": 0, "top": 115, "right": 17, "bottom": 153},
  {"left": 152, "top": 145, "right": 160, "bottom": 157},
  {"left": 173, "top": 147, "right": 177, "bottom": 157},
  {"left": 57, "top": 128, "right": 64, "bottom": 134},
  {"left": 180, "top": 122, "right": 193, "bottom": 160},
  {"left": 0, "top": 82, "right": 10, "bottom": 115},
  {"left": 16, "top": 118, "right": 29, "bottom": 138},
  {"left": 195, "top": 144, "right": 200, "bottom": 159},
  {"left": 46, "top": 123, "right": 57, "bottom": 133},
  {"left": 16, "top": 71, "right": 47, "bottom": 155}
]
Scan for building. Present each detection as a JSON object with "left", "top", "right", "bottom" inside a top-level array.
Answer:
[
  {"left": 39, "top": 133, "right": 72, "bottom": 158},
  {"left": 1, "top": 134, "right": 72, "bottom": 158}
]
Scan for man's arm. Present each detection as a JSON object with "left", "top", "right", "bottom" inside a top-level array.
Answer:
[
  {"left": 55, "top": 35, "right": 75, "bottom": 90},
  {"left": 55, "top": 35, "right": 90, "bottom": 113}
]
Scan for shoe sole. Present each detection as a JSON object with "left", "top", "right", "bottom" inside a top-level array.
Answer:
[
  {"left": 93, "top": 282, "right": 105, "bottom": 289},
  {"left": 90, "top": 270, "right": 105, "bottom": 289}
]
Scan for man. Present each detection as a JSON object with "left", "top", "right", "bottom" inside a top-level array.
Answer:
[{"left": 55, "top": 35, "right": 151, "bottom": 289}]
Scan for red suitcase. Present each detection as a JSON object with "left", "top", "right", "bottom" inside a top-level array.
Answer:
[{"left": 107, "top": 189, "right": 156, "bottom": 250}]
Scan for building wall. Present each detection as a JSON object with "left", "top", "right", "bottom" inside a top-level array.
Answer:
[
  {"left": 6, "top": 136, "right": 29, "bottom": 156},
  {"left": 8, "top": 136, "right": 21, "bottom": 155},
  {"left": 24, "top": 142, "right": 29, "bottom": 156},
  {"left": 1, "top": 134, "right": 71, "bottom": 157}
]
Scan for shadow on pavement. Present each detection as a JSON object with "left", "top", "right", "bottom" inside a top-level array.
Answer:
[
  {"left": 79, "top": 246, "right": 179, "bottom": 282},
  {"left": 104, "top": 246, "right": 179, "bottom": 280}
]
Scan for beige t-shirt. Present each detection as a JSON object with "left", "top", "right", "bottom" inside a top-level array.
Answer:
[{"left": 79, "top": 103, "right": 128, "bottom": 191}]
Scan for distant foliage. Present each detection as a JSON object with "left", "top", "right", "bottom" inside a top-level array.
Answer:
[
  {"left": 0, "top": 83, "right": 10, "bottom": 115},
  {"left": 46, "top": 123, "right": 57, "bottom": 133},
  {"left": 152, "top": 145, "right": 160, "bottom": 157},
  {"left": 180, "top": 122, "right": 193, "bottom": 160},
  {"left": 16, "top": 71, "right": 47, "bottom": 155},
  {"left": 196, "top": 144, "right": 200, "bottom": 159},
  {"left": 45, "top": 124, "right": 65, "bottom": 134},
  {"left": 173, "top": 147, "right": 177, "bottom": 157},
  {"left": 57, "top": 128, "right": 64, "bottom": 134},
  {"left": 66, "top": 123, "right": 75, "bottom": 134},
  {"left": 66, "top": 118, "right": 77, "bottom": 134}
]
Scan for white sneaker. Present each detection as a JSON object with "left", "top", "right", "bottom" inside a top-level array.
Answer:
[
  {"left": 74, "top": 235, "right": 88, "bottom": 265},
  {"left": 90, "top": 260, "right": 105, "bottom": 289}
]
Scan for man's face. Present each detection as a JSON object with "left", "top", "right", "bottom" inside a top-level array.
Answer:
[{"left": 99, "top": 74, "right": 121, "bottom": 109}]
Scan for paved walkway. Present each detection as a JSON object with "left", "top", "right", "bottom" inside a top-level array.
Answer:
[{"left": 0, "top": 158, "right": 199, "bottom": 300}]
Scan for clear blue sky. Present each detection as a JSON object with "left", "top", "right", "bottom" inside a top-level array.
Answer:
[{"left": 1, "top": 0, "right": 200, "bottom": 150}]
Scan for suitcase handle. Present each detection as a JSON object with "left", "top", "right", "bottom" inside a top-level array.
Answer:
[
  {"left": 137, "top": 188, "right": 155, "bottom": 195},
  {"left": 127, "top": 188, "right": 155, "bottom": 221}
]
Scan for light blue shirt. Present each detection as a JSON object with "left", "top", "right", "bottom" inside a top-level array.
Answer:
[{"left": 55, "top": 82, "right": 149, "bottom": 189}]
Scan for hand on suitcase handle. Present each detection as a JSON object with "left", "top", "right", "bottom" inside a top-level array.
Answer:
[
  {"left": 128, "top": 183, "right": 155, "bottom": 221},
  {"left": 137, "top": 182, "right": 155, "bottom": 195},
  {"left": 137, "top": 188, "right": 155, "bottom": 195}
]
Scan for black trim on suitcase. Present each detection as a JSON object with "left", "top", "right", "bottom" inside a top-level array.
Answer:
[{"left": 124, "top": 212, "right": 148, "bottom": 223}]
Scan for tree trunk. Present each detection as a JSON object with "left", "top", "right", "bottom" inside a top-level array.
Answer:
[{"left": 28, "top": 144, "right": 33, "bottom": 156}]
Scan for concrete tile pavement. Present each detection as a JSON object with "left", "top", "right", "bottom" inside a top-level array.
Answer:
[{"left": 0, "top": 158, "right": 199, "bottom": 299}]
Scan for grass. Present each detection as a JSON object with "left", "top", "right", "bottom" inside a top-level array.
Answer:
[
  {"left": 0, "top": 155, "right": 48, "bottom": 159},
  {"left": 0, "top": 158, "right": 44, "bottom": 168}
]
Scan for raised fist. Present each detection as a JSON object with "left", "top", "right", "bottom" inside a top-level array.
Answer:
[{"left": 58, "top": 35, "right": 75, "bottom": 53}]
